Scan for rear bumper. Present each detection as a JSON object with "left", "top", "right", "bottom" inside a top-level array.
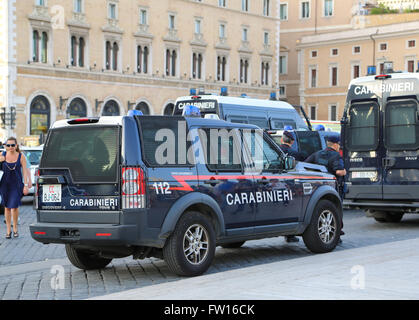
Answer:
[{"left": 29, "top": 222, "right": 138, "bottom": 245}]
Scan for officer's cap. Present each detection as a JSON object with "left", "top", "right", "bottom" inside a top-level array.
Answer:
[
  {"left": 283, "top": 131, "right": 295, "bottom": 141},
  {"left": 326, "top": 135, "right": 340, "bottom": 143}
]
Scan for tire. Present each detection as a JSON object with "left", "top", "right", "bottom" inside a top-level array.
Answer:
[
  {"left": 65, "top": 244, "right": 112, "bottom": 270},
  {"left": 221, "top": 241, "right": 246, "bottom": 249},
  {"left": 163, "top": 211, "right": 216, "bottom": 277},
  {"left": 303, "top": 200, "right": 341, "bottom": 254},
  {"left": 374, "top": 212, "right": 404, "bottom": 223}
]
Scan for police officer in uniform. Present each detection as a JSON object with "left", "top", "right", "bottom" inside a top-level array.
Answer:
[
  {"left": 279, "top": 131, "right": 305, "bottom": 162},
  {"left": 305, "top": 135, "right": 346, "bottom": 239}
]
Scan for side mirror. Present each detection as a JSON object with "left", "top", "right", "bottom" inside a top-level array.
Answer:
[{"left": 284, "top": 155, "right": 296, "bottom": 171}]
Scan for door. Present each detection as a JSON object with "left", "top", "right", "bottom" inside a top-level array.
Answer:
[
  {"left": 383, "top": 98, "right": 419, "bottom": 200},
  {"left": 243, "top": 130, "right": 303, "bottom": 230},
  {"left": 196, "top": 127, "right": 255, "bottom": 233},
  {"left": 344, "top": 100, "right": 382, "bottom": 200}
]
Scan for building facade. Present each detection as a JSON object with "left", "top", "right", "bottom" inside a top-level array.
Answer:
[{"left": 0, "top": 0, "right": 281, "bottom": 143}]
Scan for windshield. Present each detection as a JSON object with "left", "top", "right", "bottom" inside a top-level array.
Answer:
[
  {"left": 385, "top": 100, "right": 419, "bottom": 150},
  {"left": 347, "top": 101, "right": 379, "bottom": 151},
  {"left": 22, "top": 150, "right": 42, "bottom": 165},
  {"left": 42, "top": 126, "right": 119, "bottom": 183}
]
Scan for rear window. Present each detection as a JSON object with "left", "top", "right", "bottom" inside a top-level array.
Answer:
[
  {"left": 347, "top": 101, "right": 379, "bottom": 151},
  {"left": 137, "top": 117, "right": 193, "bottom": 166},
  {"left": 270, "top": 119, "right": 297, "bottom": 130},
  {"left": 22, "top": 150, "right": 42, "bottom": 165},
  {"left": 42, "top": 126, "right": 119, "bottom": 183},
  {"left": 385, "top": 100, "right": 419, "bottom": 150}
]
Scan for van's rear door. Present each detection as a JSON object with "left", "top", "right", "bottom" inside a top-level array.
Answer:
[
  {"left": 38, "top": 125, "right": 120, "bottom": 214},
  {"left": 382, "top": 78, "right": 419, "bottom": 200}
]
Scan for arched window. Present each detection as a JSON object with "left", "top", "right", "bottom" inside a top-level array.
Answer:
[
  {"left": 135, "top": 101, "right": 150, "bottom": 115},
  {"left": 163, "top": 103, "right": 174, "bottom": 115},
  {"left": 102, "top": 100, "right": 120, "bottom": 116},
  {"left": 30, "top": 96, "right": 50, "bottom": 135},
  {"left": 67, "top": 98, "right": 87, "bottom": 119}
]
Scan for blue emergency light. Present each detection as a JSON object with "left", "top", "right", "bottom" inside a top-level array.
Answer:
[
  {"left": 367, "top": 66, "right": 376, "bottom": 76},
  {"left": 284, "top": 125, "right": 293, "bottom": 131},
  {"left": 269, "top": 92, "right": 277, "bottom": 100},
  {"left": 314, "top": 124, "right": 325, "bottom": 131},
  {"left": 220, "top": 87, "right": 228, "bottom": 96},
  {"left": 183, "top": 105, "right": 201, "bottom": 117},
  {"left": 127, "top": 110, "right": 143, "bottom": 117},
  {"left": 190, "top": 88, "right": 197, "bottom": 96}
]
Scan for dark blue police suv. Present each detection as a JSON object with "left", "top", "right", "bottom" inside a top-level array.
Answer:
[{"left": 30, "top": 115, "right": 342, "bottom": 276}]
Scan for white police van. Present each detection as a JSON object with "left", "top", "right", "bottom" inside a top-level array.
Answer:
[
  {"left": 342, "top": 65, "right": 419, "bottom": 222},
  {"left": 174, "top": 89, "right": 309, "bottom": 131}
]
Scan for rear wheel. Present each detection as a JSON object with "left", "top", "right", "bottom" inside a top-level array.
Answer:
[
  {"left": 221, "top": 241, "right": 246, "bottom": 249},
  {"left": 303, "top": 200, "right": 341, "bottom": 253},
  {"left": 163, "top": 211, "right": 216, "bottom": 277},
  {"left": 374, "top": 212, "right": 404, "bottom": 223},
  {"left": 65, "top": 244, "right": 112, "bottom": 270}
]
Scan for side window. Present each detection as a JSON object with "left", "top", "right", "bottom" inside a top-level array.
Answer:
[
  {"left": 242, "top": 129, "right": 283, "bottom": 172},
  {"left": 199, "top": 128, "right": 242, "bottom": 172}
]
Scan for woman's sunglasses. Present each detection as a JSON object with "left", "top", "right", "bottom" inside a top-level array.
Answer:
[{"left": 6, "top": 144, "right": 16, "bottom": 147}]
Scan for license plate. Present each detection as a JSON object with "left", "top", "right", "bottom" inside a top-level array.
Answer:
[
  {"left": 42, "top": 184, "right": 62, "bottom": 203},
  {"left": 351, "top": 171, "right": 377, "bottom": 179}
]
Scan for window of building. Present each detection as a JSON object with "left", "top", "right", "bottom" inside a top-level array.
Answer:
[
  {"left": 379, "top": 62, "right": 385, "bottom": 74},
  {"left": 217, "top": 55, "right": 227, "bottom": 81},
  {"left": 67, "top": 98, "right": 87, "bottom": 119},
  {"left": 263, "top": 32, "right": 269, "bottom": 45},
  {"left": 310, "top": 106, "right": 317, "bottom": 120},
  {"left": 240, "top": 58, "right": 249, "bottom": 84},
  {"left": 218, "top": 0, "right": 226, "bottom": 7},
  {"left": 280, "top": 3, "right": 288, "bottom": 20},
  {"left": 169, "top": 14, "right": 176, "bottom": 30},
  {"left": 329, "top": 105, "right": 337, "bottom": 121},
  {"left": 108, "top": 2, "right": 117, "bottom": 19},
  {"left": 166, "top": 49, "right": 177, "bottom": 77},
  {"left": 331, "top": 66, "right": 338, "bottom": 86},
  {"left": 242, "top": 28, "right": 248, "bottom": 41},
  {"left": 407, "top": 60, "right": 415, "bottom": 73},
  {"left": 74, "top": 0, "right": 83, "bottom": 13},
  {"left": 353, "top": 64, "right": 360, "bottom": 79},
  {"left": 353, "top": 46, "right": 361, "bottom": 54},
  {"left": 137, "top": 45, "right": 149, "bottom": 74},
  {"left": 311, "top": 50, "right": 317, "bottom": 58},
  {"left": 263, "top": 0, "right": 270, "bottom": 16},
  {"left": 30, "top": 95, "right": 50, "bottom": 135},
  {"left": 331, "top": 48, "right": 338, "bottom": 56},
  {"left": 102, "top": 100, "right": 120, "bottom": 116},
  {"left": 163, "top": 103, "right": 175, "bottom": 115},
  {"left": 407, "top": 40, "right": 416, "bottom": 48},
  {"left": 219, "top": 24, "right": 226, "bottom": 38},
  {"left": 242, "top": 0, "right": 249, "bottom": 11},
  {"left": 279, "top": 85, "right": 286, "bottom": 97},
  {"left": 195, "top": 19, "right": 201, "bottom": 34},
  {"left": 192, "top": 52, "right": 203, "bottom": 79},
  {"left": 279, "top": 55, "right": 287, "bottom": 75},
  {"left": 261, "top": 61, "right": 270, "bottom": 85},
  {"left": 310, "top": 67, "right": 317, "bottom": 88},
  {"left": 71, "top": 36, "right": 86, "bottom": 67},
  {"left": 379, "top": 42, "right": 387, "bottom": 51},
  {"left": 105, "top": 40, "right": 119, "bottom": 71},
  {"left": 140, "top": 9, "right": 147, "bottom": 25},
  {"left": 301, "top": 1, "right": 310, "bottom": 19},
  {"left": 32, "top": 30, "right": 49, "bottom": 63},
  {"left": 135, "top": 101, "right": 150, "bottom": 115},
  {"left": 35, "top": 0, "right": 46, "bottom": 6},
  {"left": 324, "top": 0, "right": 333, "bottom": 16}
]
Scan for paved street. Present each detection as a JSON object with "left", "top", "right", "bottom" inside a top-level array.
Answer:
[{"left": 1, "top": 200, "right": 419, "bottom": 300}]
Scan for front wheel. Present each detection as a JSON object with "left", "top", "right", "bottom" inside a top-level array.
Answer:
[
  {"left": 303, "top": 200, "right": 341, "bottom": 253},
  {"left": 163, "top": 211, "right": 216, "bottom": 277},
  {"left": 65, "top": 244, "right": 112, "bottom": 270}
]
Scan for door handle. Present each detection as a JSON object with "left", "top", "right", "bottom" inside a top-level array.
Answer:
[{"left": 204, "top": 179, "right": 222, "bottom": 186}]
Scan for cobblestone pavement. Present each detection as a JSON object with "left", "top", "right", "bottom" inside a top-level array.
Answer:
[{"left": 1, "top": 200, "right": 419, "bottom": 300}]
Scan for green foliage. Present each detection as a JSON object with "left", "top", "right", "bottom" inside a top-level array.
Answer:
[{"left": 370, "top": 4, "right": 399, "bottom": 15}]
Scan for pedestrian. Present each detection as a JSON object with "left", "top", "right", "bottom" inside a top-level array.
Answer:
[
  {"left": 279, "top": 131, "right": 305, "bottom": 161},
  {"left": 0, "top": 137, "right": 30, "bottom": 238},
  {"left": 305, "top": 135, "right": 346, "bottom": 240}
]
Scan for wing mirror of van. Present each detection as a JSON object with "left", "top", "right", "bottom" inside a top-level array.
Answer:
[{"left": 284, "top": 155, "right": 296, "bottom": 171}]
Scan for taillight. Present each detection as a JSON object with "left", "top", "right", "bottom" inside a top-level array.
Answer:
[{"left": 121, "top": 166, "right": 146, "bottom": 209}]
